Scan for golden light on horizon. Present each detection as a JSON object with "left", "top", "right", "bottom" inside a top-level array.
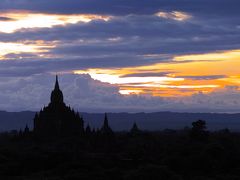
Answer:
[
  {"left": 0, "top": 11, "right": 111, "bottom": 33},
  {"left": 73, "top": 49, "right": 240, "bottom": 97},
  {"left": 74, "top": 69, "right": 184, "bottom": 84},
  {"left": 119, "top": 89, "right": 143, "bottom": 95}
]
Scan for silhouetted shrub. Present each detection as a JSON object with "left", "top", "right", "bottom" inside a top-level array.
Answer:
[{"left": 190, "top": 120, "right": 209, "bottom": 142}]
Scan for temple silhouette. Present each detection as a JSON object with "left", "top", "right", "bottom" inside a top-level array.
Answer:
[{"left": 33, "top": 76, "right": 85, "bottom": 137}]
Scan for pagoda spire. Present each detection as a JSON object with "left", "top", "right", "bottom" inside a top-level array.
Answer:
[
  {"left": 104, "top": 113, "right": 108, "bottom": 127},
  {"left": 101, "top": 113, "right": 113, "bottom": 135},
  {"left": 55, "top": 75, "right": 60, "bottom": 90},
  {"left": 50, "top": 75, "right": 64, "bottom": 104}
]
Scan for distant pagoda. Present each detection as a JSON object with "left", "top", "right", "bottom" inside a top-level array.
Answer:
[{"left": 33, "top": 75, "right": 84, "bottom": 137}]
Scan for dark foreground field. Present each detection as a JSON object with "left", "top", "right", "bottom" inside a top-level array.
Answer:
[{"left": 0, "top": 124, "right": 240, "bottom": 180}]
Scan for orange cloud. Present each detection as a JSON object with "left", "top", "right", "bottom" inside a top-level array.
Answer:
[{"left": 73, "top": 49, "right": 240, "bottom": 97}]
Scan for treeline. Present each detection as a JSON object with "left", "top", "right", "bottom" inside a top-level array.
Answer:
[{"left": 0, "top": 118, "right": 239, "bottom": 180}]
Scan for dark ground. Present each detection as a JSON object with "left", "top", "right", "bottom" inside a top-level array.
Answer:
[{"left": 0, "top": 125, "right": 240, "bottom": 180}]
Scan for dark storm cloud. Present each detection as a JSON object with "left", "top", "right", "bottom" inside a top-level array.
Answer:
[
  {"left": 0, "top": 55, "right": 161, "bottom": 77},
  {"left": 0, "top": 66, "right": 44, "bottom": 77},
  {"left": 2, "top": 14, "right": 239, "bottom": 41},
  {"left": 0, "top": 9, "right": 238, "bottom": 76},
  {"left": 0, "top": 11, "right": 239, "bottom": 60},
  {"left": 120, "top": 72, "right": 174, "bottom": 78},
  {"left": 176, "top": 75, "right": 227, "bottom": 80},
  {"left": 0, "top": 0, "right": 239, "bottom": 17},
  {"left": 3, "top": 53, "right": 40, "bottom": 59},
  {"left": 0, "top": 17, "right": 14, "bottom": 21}
]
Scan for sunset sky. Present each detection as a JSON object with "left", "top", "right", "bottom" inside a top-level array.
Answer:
[{"left": 0, "top": 0, "right": 239, "bottom": 112}]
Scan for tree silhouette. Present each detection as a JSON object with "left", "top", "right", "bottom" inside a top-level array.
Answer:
[{"left": 190, "top": 120, "right": 209, "bottom": 142}]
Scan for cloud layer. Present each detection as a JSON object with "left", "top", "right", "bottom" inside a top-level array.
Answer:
[{"left": 0, "top": 0, "right": 239, "bottom": 112}]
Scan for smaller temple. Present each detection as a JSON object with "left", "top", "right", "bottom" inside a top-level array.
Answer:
[
  {"left": 100, "top": 113, "right": 114, "bottom": 135},
  {"left": 33, "top": 76, "right": 84, "bottom": 137},
  {"left": 130, "top": 122, "right": 141, "bottom": 136}
]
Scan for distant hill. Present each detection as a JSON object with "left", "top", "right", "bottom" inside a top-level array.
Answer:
[
  {"left": 0, "top": 111, "right": 35, "bottom": 132},
  {"left": 0, "top": 111, "right": 240, "bottom": 132}
]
